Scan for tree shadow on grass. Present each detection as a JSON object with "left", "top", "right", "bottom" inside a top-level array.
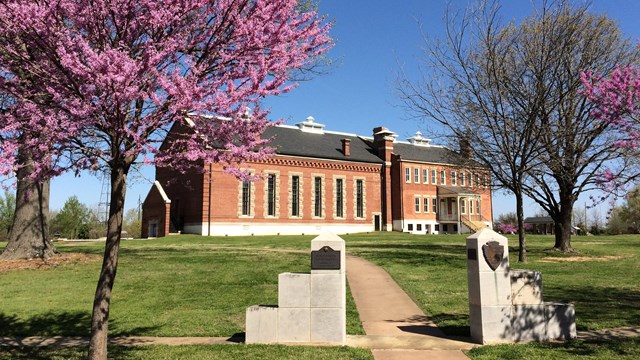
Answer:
[
  {"left": 349, "top": 244, "right": 467, "bottom": 268},
  {"left": 0, "top": 311, "right": 159, "bottom": 337},
  {"left": 545, "top": 285, "right": 640, "bottom": 330},
  {"left": 0, "top": 345, "right": 132, "bottom": 360}
]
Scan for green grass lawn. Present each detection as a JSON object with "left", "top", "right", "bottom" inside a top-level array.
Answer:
[
  {"left": 0, "top": 344, "right": 373, "bottom": 360},
  {"left": 0, "top": 235, "right": 370, "bottom": 359},
  {"left": 2, "top": 232, "right": 639, "bottom": 359}
]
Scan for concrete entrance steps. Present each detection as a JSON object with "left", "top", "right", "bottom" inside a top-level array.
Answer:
[{"left": 346, "top": 255, "right": 476, "bottom": 359}]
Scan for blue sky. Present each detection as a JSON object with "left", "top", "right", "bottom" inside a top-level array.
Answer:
[{"left": 50, "top": 0, "right": 640, "bottom": 220}]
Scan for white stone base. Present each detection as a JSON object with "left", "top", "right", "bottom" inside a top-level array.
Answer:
[
  {"left": 511, "top": 304, "right": 547, "bottom": 342},
  {"left": 245, "top": 305, "right": 279, "bottom": 344},
  {"left": 310, "top": 307, "right": 346, "bottom": 343},
  {"left": 278, "top": 307, "right": 310, "bottom": 342},
  {"left": 470, "top": 304, "right": 513, "bottom": 344},
  {"left": 185, "top": 222, "right": 374, "bottom": 236},
  {"left": 546, "top": 302, "right": 576, "bottom": 340}
]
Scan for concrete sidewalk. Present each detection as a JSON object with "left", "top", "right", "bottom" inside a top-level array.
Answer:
[{"left": 346, "top": 255, "right": 475, "bottom": 360}]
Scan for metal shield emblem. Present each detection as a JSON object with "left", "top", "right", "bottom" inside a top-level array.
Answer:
[{"left": 482, "top": 241, "right": 504, "bottom": 271}]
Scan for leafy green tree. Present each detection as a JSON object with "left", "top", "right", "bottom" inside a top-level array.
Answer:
[
  {"left": 610, "top": 187, "right": 640, "bottom": 234},
  {"left": 122, "top": 208, "right": 142, "bottom": 239},
  {"left": 51, "top": 196, "right": 91, "bottom": 239},
  {"left": 606, "top": 207, "right": 628, "bottom": 235},
  {"left": 0, "top": 191, "right": 15, "bottom": 240}
]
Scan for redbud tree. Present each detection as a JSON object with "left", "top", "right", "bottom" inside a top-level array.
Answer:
[
  {"left": 0, "top": 1, "right": 331, "bottom": 359},
  {"left": 582, "top": 60, "right": 640, "bottom": 196}
]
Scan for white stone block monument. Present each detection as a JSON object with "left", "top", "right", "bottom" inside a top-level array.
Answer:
[
  {"left": 466, "top": 228, "right": 512, "bottom": 343},
  {"left": 466, "top": 228, "right": 576, "bottom": 344},
  {"left": 245, "top": 232, "right": 346, "bottom": 344}
]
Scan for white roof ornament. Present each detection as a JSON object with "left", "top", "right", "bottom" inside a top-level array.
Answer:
[
  {"left": 297, "top": 115, "right": 326, "bottom": 134},
  {"left": 407, "top": 131, "right": 431, "bottom": 146}
]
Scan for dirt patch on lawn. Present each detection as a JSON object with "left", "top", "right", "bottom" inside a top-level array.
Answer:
[
  {"left": 538, "top": 255, "right": 625, "bottom": 263},
  {"left": 0, "top": 253, "right": 101, "bottom": 272}
]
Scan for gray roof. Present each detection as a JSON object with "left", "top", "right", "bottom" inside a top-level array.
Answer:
[
  {"left": 393, "top": 142, "right": 470, "bottom": 165},
  {"left": 524, "top": 216, "right": 554, "bottom": 224},
  {"left": 262, "top": 126, "right": 382, "bottom": 164},
  {"left": 261, "top": 125, "right": 485, "bottom": 168}
]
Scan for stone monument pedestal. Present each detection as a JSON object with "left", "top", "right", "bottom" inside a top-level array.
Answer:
[
  {"left": 466, "top": 228, "right": 576, "bottom": 344},
  {"left": 245, "top": 232, "right": 346, "bottom": 344}
]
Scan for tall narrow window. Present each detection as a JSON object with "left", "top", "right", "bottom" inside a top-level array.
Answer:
[
  {"left": 476, "top": 200, "right": 481, "bottom": 214},
  {"left": 440, "top": 170, "right": 446, "bottom": 185},
  {"left": 460, "top": 172, "right": 465, "bottom": 186},
  {"left": 335, "top": 178, "right": 344, "bottom": 218},
  {"left": 469, "top": 199, "right": 474, "bottom": 214},
  {"left": 451, "top": 171, "right": 457, "bottom": 186},
  {"left": 414, "top": 168, "right": 419, "bottom": 183},
  {"left": 422, "top": 168, "right": 428, "bottom": 184},
  {"left": 423, "top": 196, "right": 429, "bottom": 213},
  {"left": 241, "top": 180, "right": 251, "bottom": 216},
  {"left": 460, "top": 199, "right": 466, "bottom": 213},
  {"left": 314, "top": 176, "right": 322, "bottom": 217},
  {"left": 267, "top": 174, "right": 276, "bottom": 216},
  {"left": 291, "top": 176, "right": 300, "bottom": 217},
  {"left": 405, "top": 167, "right": 410, "bottom": 182},
  {"left": 415, "top": 196, "right": 421, "bottom": 212},
  {"left": 482, "top": 175, "right": 488, "bottom": 187},
  {"left": 475, "top": 174, "right": 480, "bottom": 187},
  {"left": 431, "top": 169, "right": 436, "bottom": 184},
  {"left": 432, "top": 198, "right": 437, "bottom": 213},
  {"left": 356, "top": 179, "right": 364, "bottom": 218}
]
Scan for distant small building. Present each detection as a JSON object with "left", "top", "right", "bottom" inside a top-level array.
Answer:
[
  {"left": 524, "top": 216, "right": 555, "bottom": 235},
  {"left": 524, "top": 216, "right": 581, "bottom": 235}
]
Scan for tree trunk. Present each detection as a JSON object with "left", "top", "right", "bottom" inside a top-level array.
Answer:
[
  {"left": 0, "top": 152, "right": 55, "bottom": 260},
  {"left": 554, "top": 197, "right": 574, "bottom": 252},
  {"left": 515, "top": 190, "right": 527, "bottom": 263},
  {"left": 88, "top": 166, "right": 127, "bottom": 360}
]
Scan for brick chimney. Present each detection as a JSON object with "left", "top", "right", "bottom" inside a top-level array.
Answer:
[
  {"left": 341, "top": 138, "right": 351, "bottom": 156},
  {"left": 459, "top": 137, "right": 471, "bottom": 159},
  {"left": 372, "top": 126, "right": 397, "bottom": 162}
]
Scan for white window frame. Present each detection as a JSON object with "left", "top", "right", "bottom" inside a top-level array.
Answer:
[
  {"left": 423, "top": 196, "right": 429, "bottom": 213},
  {"left": 414, "top": 167, "right": 420, "bottom": 183},
  {"left": 451, "top": 171, "right": 457, "bottom": 186},
  {"left": 405, "top": 167, "right": 411, "bottom": 183},
  {"left": 460, "top": 172, "right": 465, "bottom": 186},
  {"left": 422, "top": 168, "right": 429, "bottom": 184},
  {"left": 440, "top": 170, "right": 446, "bottom": 185},
  {"left": 431, "top": 169, "right": 436, "bottom": 184}
]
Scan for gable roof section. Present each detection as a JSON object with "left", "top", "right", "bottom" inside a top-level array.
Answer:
[{"left": 262, "top": 126, "right": 382, "bottom": 164}]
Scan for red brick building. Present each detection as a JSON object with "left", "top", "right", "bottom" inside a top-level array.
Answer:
[{"left": 141, "top": 117, "right": 493, "bottom": 237}]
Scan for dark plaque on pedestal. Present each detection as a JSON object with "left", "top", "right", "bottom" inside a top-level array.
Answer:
[{"left": 311, "top": 246, "right": 341, "bottom": 270}]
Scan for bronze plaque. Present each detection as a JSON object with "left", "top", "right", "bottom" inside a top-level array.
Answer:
[
  {"left": 311, "top": 246, "right": 341, "bottom": 270},
  {"left": 482, "top": 241, "right": 504, "bottom": 271}
]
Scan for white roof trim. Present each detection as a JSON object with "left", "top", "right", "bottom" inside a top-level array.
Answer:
[{"left": 154, "top": 181, "right": 171, "bottom": 204}]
